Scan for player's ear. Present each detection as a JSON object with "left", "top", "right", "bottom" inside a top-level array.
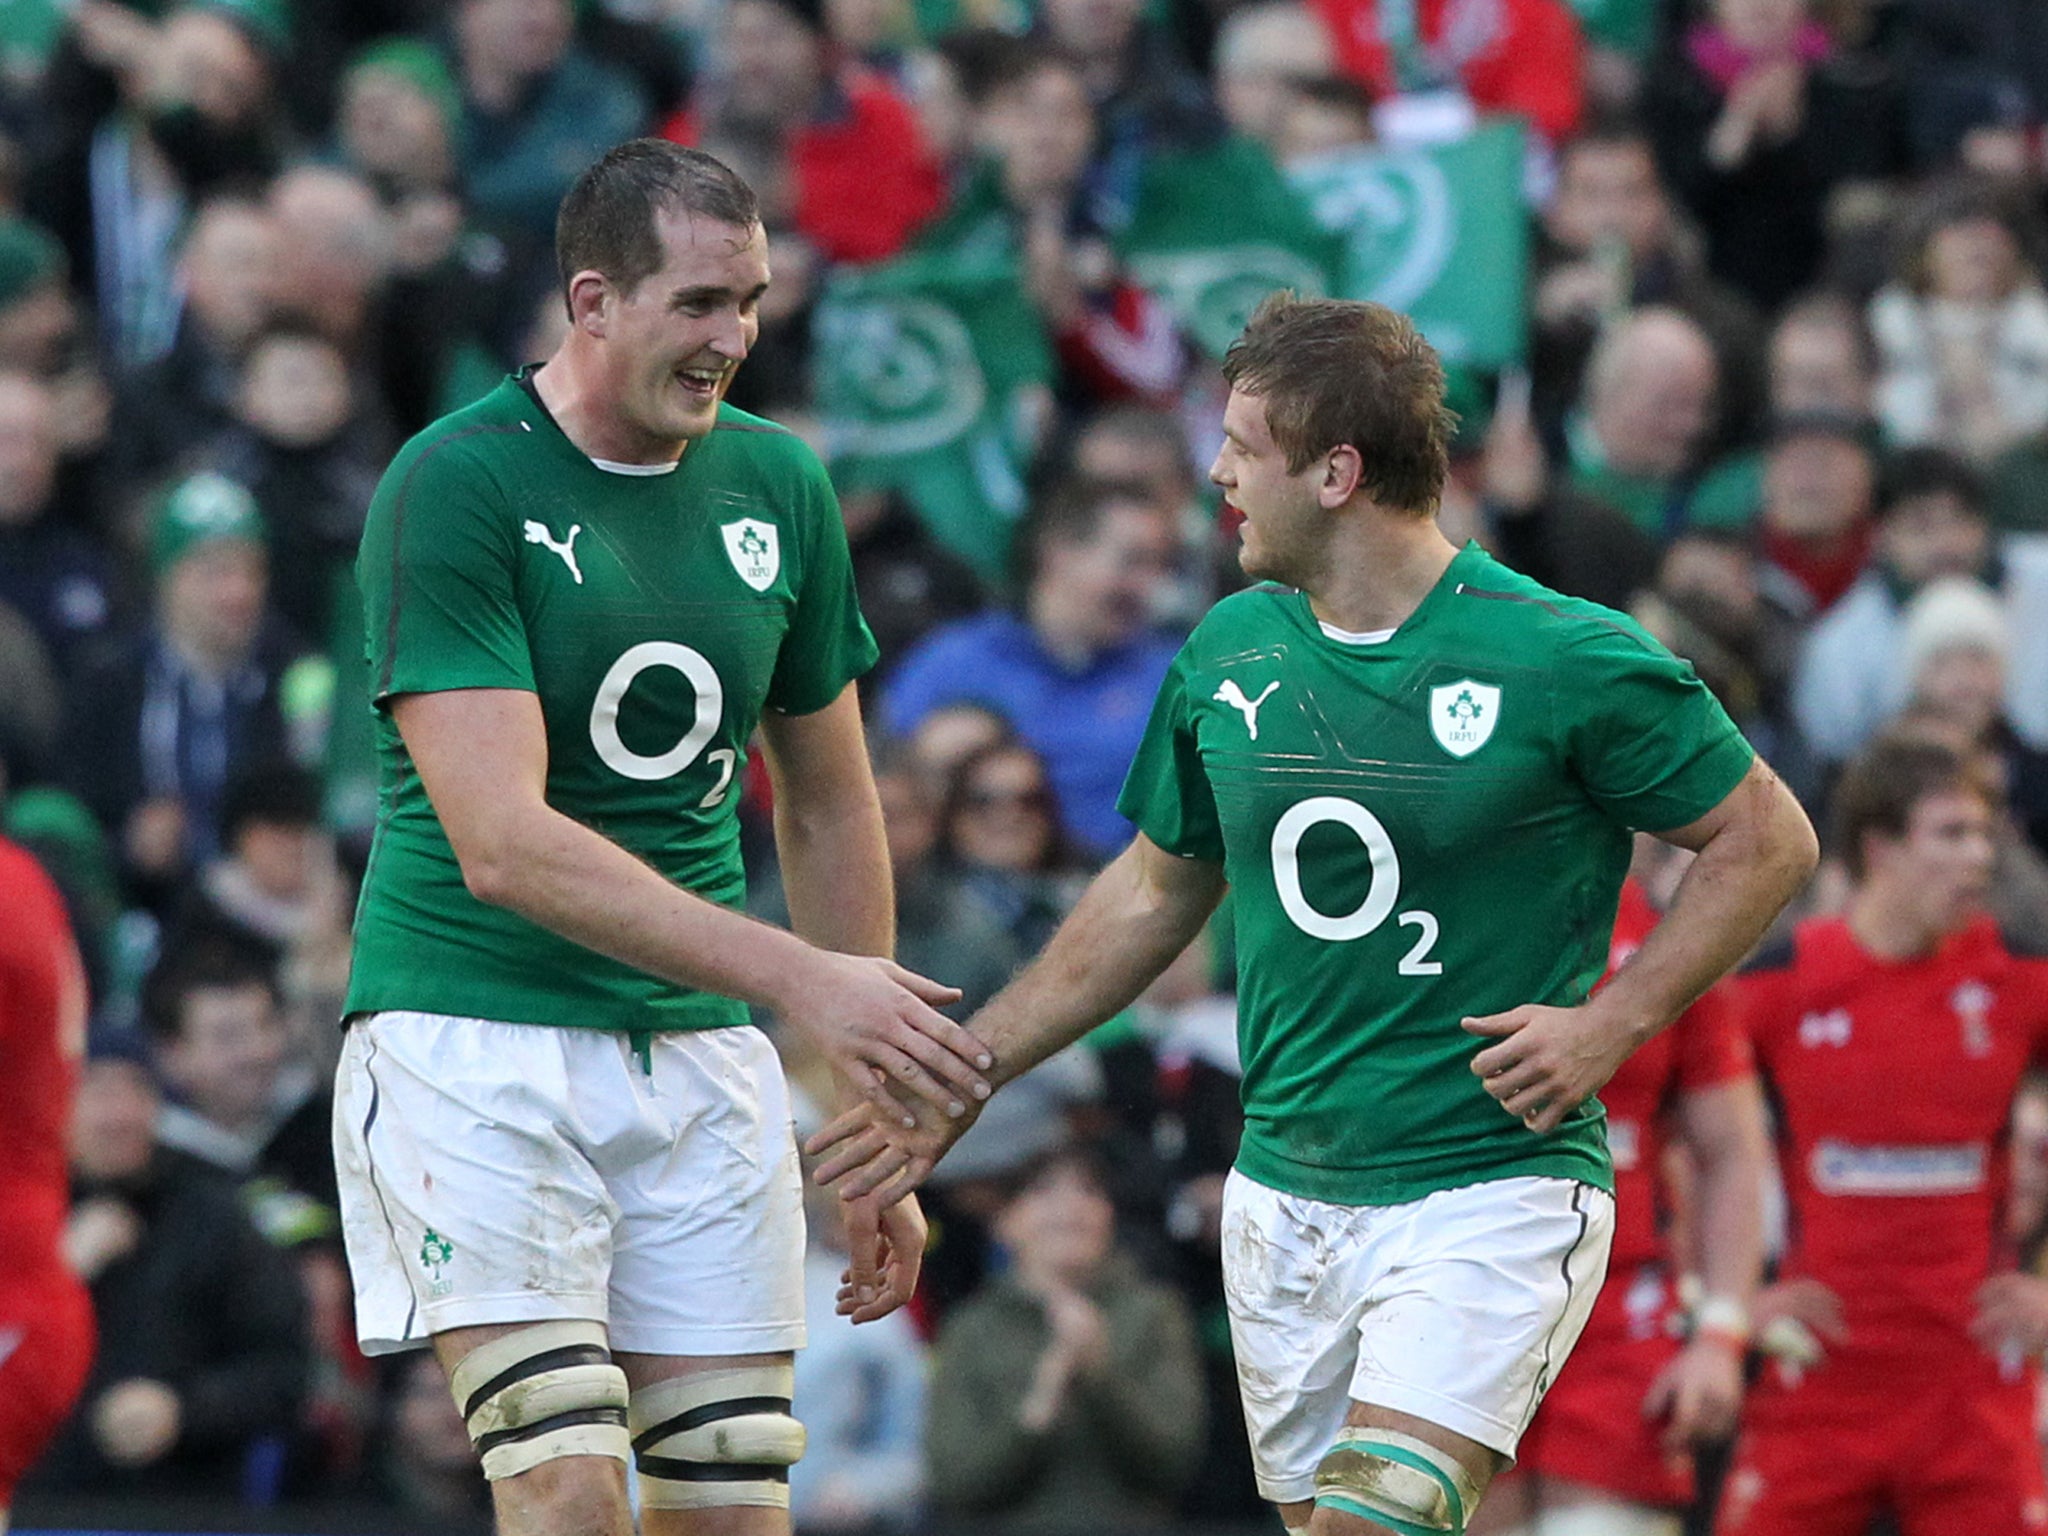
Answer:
[
  {"left": 1321, "top": 443, "right": 1364, "bottom": 507},
  {"left": 567, "top": 271, "right": 612, "bottom": 337}
]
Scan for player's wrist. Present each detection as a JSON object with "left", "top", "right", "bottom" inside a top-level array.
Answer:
[{"left": 1689, "top": 1292, "right": 1752, "bottom": 1355}]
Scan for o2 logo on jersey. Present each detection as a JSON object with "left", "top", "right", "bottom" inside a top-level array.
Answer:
[
  {"left": 1269, "top": 796, "right": 1442, "bottom": 973},
  {"left": 588, "top": 642, "right": 738, "bottom": 806}
]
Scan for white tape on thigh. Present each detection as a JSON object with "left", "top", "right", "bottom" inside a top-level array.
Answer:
[
  {"left": 629, "top": 1364, "right": 806, "bottom": 1510},
  {"left": 447, "top": 1321, "right": 631, "bottom": 1480},
  {"left": 1531, "top": 1503, "right": 1683, "bottom": 1536}
]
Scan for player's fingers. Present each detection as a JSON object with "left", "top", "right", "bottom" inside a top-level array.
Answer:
[
  {"left": 879, "top": 1015, "right": 991, "bottom": 1105},
  {"left": 852, "top": 1041, "right": 963, "bottom": 1121},
  {"left": 1481, "top": 1060, "right": 1547, "bottom": 1101},
  {"left": 1461, "top": 1010, "right": 1528, "bottom": 1038},
  {"left": 803, "top": 1106, "right": 876, "bottom": 1158},
  {"left": 883, "top": 959, "right": 971, "bottom": 1012},
  {"left": 844, "top": 1197, "right": 880, "bottom": 1289},
  {"left": 810, "top": 1126, "right": 890, "bottom": 1186},
  {"left": 837, "top": 1145, "right": 913, "bottom": 1201},
  {"left": 1469, "top": 1036, "right": 1534, "bottom": 1078}
]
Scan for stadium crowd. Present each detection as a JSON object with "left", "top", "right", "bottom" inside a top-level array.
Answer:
[{"left": 1, "top": 0, "right": 2047, "bottom": 1530}]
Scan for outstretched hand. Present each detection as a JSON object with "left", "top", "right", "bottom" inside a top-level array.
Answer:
[
  {"left": 837, "top": 1193, "right": 928, "bottom": 1323},
  {"left": 1465, "top": 1001, "right": 1640, "bottom": 1134},
  {"left": 777, "top": 952, "right": 989, "bottom": 1128},
  {"left": 807, "top": 1089, "right": 978, "bottom": 1204}
]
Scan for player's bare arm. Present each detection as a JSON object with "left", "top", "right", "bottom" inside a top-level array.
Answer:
[
  {"left": 808, "top": 833, "right": 1228, "bottom": 1206},
  {"left": 1643, "top": 1075, "right": 1769, "bottom": 1454},
  {"left": 393, "top": 686, "right": 991, "bottom": 1121},
  {"left": 1467, "top": 756, "right": 1818, "bottom": 1132},
  {"left": 757, "top": 684, "right": 936, "bottom": 1320}
]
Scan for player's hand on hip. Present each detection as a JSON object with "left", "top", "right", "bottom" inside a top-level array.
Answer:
[
  {"left": 836, "top": 1192, "right": 928, "bottom": 1323},
  {"left": 777, "top": 951, "right": 988, "bottom": 1125},
  {"left": 1753, "top": 1277, "right": 1845, "bottom": 1382},
  {"left": 806, "top": 1092, "right": 973, "bottom": 1202},
  {"left": 1971, "top": 1272, "right": 2048, "bottom": 1358},
  {"left": 1463, "top": 1001, "right": 1635, "bottom": 1133},
  {"left": 1643, "top": 1335, "right": 1744, "bottom": 1463}
]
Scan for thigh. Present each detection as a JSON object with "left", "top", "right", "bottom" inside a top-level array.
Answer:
[
  {"left": 1352, "top": 1177, "right": 1615, "bottom": 1459},
  {"left": 1220, "top": 1169, "right": 1375, "bottom": 1508},
  {"left": 334, "top": 1013, "right": 622, "bottom": 1353},
  {"left": 1713, "top": 1395, "right": 1884, "bottom": 1536},
  {"left": 603, "top": 1028, "right": 806, "bottom": 1359},
  {"left": 0, "top": 1276, "right": 94, "bottom": 1498},
  {"left": 1897, "top": 1373, "right": 2048, "bottom": 1536},
  {"left": 616, "top": 1348, "right": 798, "bottom": 1536}
]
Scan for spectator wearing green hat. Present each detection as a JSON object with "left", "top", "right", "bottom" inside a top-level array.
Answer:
[
  {"left": 61, "top": 469, "right": 303, "bottom": 905},
  {"left": 0, "top": 214, "right": 76, "bottom": 374}
]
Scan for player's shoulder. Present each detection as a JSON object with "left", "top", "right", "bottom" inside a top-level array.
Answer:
[
  {"left": 376, "top": 378, "right": 538, "bottom": 505},
  {"left": 1441, "top": 546, "right": 1659, "bottom": 654},
  {"left": 1184, "top": 582, "right": 1302, "bottom": 653},
  {"left": 0, "top": 837, "right": 66, "bottom": 955},
  {"left": 704, "top": 402, "right": 822, "bottom": 472}
]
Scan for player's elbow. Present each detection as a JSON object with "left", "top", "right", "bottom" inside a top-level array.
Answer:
[{"left": 452, "top": 824, "right": 530, "bottom": 909}]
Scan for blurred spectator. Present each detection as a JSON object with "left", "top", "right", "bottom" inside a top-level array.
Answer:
[
  {"left": 26, "top": 0, "right": 290, "bottom": 369},
  {"left": 0, "top": 370, "right": 116, "bottom": 677},
  {"left": 0, "top": 597, "right": 61, "bottom": 780},
  {"left": 366, "top": 1353, "right": 487, "bottom": 1525},
  {"left": 62, "top": 471, "right": 303, "bottom": 903},
  {"left": 1270, "top": 71, "right": 1378, "bottom": 166},
  {"left": 199, "top": 319, "right": 388, "bottom": 642},
  {"left": 934, "top": 738, "right": 1087, "bottom": 953},
  {"left": 1479, "top": 368, "right": 1661, "bottom": 613},
  {"left": 448, "top": 0, "right": 648, "bottom": 243},
  {"left": 882, "top": 476, "right": 1183, "bottom": 861},
  {"left": 844, "top": 487, "right": 989, "bottom": 687},
  {"left": 1212, "top": 2, "right": 1337, "bottom": 156},
  {"left": 1563, "top": 305, "right": 1751, "bottom": 539},
  {"left": 265, "top": 165, "right": 392, "bottom": 382},
  {"left": 0, "top": 214, "right": 78, "bottom": 374},
  {"left": 140, "top": 942, "right": 336, "bottom": 1219},
  {"left": 902, "top": 698, "right": 1013, "bottom": 796},
  {"left": 29, "top": 1044, "right": 308, "bottom": 1499},
  {"left": 1647, "top": 0, "right": 1904, "bottom": 310},
  {"left": 1305, "top": 0, "right": 1585, "bottom": 143},
  {"left": 1755, "top": 410, "right": 1879, "bottom": 615},
  {"left": 1767, "top": 289, "right": 1878, "bottom": 419},
  {"left": 107, "top": 190, "right": 282, "bottom": 503},
  {"left": 0, "top": 837, "right": 94, "bottom": 1536},
  {"left": 926, "top": 40, "right": 1188, "bottom": 409},
  {"left": 925, "top": 1146, "right": 1203, "bottom": 1529},
  {"left": 1531, "top": 118, "right": 1764, "bottom": 449},
  {"left": 1870, "top": 176, "right": 2048, "bottom": 462},
  {"left": 333, "top": 38, "right": 460, "bottom": 202},
  {"left": 1891, "top": 0, "right": 2048, "bottom": 169},
  {"left": 663, "top": 0, "right": 941, "bottom": 266},
  {"left": 793, "top": 1172, "right": 927, "bottom": 1533},
  {"left": 1791, "top": 445, "right": 2014, "bottom": 765}
]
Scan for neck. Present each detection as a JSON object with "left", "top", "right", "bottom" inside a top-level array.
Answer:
[
  {"left": 1845, "top": 883, "right": 1950, "bottom": 961},
  {"left": 1300, "top": 508, "right": 1460, "bottom": 634},
  {"left": 534, "top": 351, "right": 686, "bottom": 466}
]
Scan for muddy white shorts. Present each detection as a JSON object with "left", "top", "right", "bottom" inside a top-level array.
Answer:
[
  {"left": 1221, "top": 1168, "right": 1614, "bottom": 1505},
  {"left": 333, "top": 1010, "right": 806, "bottom": 1358}
]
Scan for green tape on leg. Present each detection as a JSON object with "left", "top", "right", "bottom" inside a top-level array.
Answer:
[{"left": 1312, "top": 1491, "right": 1447, "bottom": 1535}]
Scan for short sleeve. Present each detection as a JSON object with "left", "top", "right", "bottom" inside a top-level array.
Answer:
[
  {"left": 766, "top": 447, "right": 878, "bottom": 715},
  {"left": 1116, "top": 649, "right": 1225, "bottom": 862},
  {"left": 1672, "top": 980, "right": 1755, "bottom": 1093},
  {"left": 1557, "top": 617, "right": 1755, "bottom": 832},
  {"left": 358, "top": 435, "right": 533, "bottom": 706}
]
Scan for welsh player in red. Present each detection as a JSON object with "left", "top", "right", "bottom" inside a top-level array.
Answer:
[
  {"left": 1479, "top": 847, "right": 1770, "bottom": 1536},
  {"left": 1717, "top": 732, "right": 2048, "bottom": 1536},
  {"left": 0, "top": 834, "right": 94, "bottom": 1532}
]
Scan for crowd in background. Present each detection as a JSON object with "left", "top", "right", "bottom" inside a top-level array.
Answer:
[{"left": 3, "top": 0, "right": 2048, "bottom": 1528}]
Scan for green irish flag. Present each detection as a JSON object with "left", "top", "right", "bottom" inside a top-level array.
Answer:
[
  {"left": 813, "top": 240, "right": 1054, "bottom": 583},
  {"left": 1288, "top": 120, "right": 1530, "bottom": 371},
  {"left": 1118, "top": 136, "right": 1343, "bottom": 360}
]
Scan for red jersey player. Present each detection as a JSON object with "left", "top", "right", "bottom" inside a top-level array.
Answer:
[
  {"left": 0, "top": 834, "right": 94, "bottom": 1531},
  {"left": 1716, "top": 732, "right": 2048, "bottom": 1536},
  {"left": 1478, "top": 848, "right": 1770, "bottom": 1536}
]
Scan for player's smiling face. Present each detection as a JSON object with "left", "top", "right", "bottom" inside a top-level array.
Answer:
[
  {"left": 1212, "top": 386, "right": 1323, "bottom": 585},
  {"left": 601, "top": 210, "right": 769, "bottom": 455}
]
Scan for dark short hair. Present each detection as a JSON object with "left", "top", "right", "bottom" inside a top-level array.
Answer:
[
  {"left": 556, "top": 140, "right": 759, "bottom": 310},
  {"left": 1830, "top": 732, "right": 1997, "bottom": 880},
  {"left": 220, "top": 760, "right": 323, "bottom": 846},
  {"left": 1877, "top": 445, "right": 1986, "bottom": 519},
  {"left": 1222, "top": 293, "right": 1454, "bottom": 514},
  {"left": 141, "top": 942, "right": 281, "bottom": 1042},
  {"left": 1012, "top": 474, "right": 1161, "bottom": 585}
]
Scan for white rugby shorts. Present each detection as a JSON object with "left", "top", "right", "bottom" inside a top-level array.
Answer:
[
  {"left": 332, "top": 1011, "right": 806, "bottom": 1357},
  {"left": 1222, "top": 1168, "right": 1615, "bottom": 1505}
]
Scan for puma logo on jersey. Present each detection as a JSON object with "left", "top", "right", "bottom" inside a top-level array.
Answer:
[
  {"left": 1797, "top": 1008, "right": 1852, "bottom": 1048},
  {"left": 524, "top": 520, "right": 584, "bottom": 584},
  {"left": 1214, "top": 678, "right": 1280, "bottom": 739}
]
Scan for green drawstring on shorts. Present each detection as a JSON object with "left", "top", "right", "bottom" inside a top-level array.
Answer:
[{"left": 629, "top": 1029, "right": 655, "bottom": 1075}]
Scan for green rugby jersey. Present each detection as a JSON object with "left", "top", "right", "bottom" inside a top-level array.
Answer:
[
  {"left": 345, "top": 372, "right": 877, "bottom": 1032},
  {"left": 1119, "top": 543, "right": 1753, "bottom": 1206}
]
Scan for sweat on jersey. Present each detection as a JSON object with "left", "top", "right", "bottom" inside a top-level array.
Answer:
[
  {"left": 1118, "top": 543, "right": 1755, "bottom": 1208},
  {"left": 345, "top": 372, "right": 877, "bottom": 1033}
]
